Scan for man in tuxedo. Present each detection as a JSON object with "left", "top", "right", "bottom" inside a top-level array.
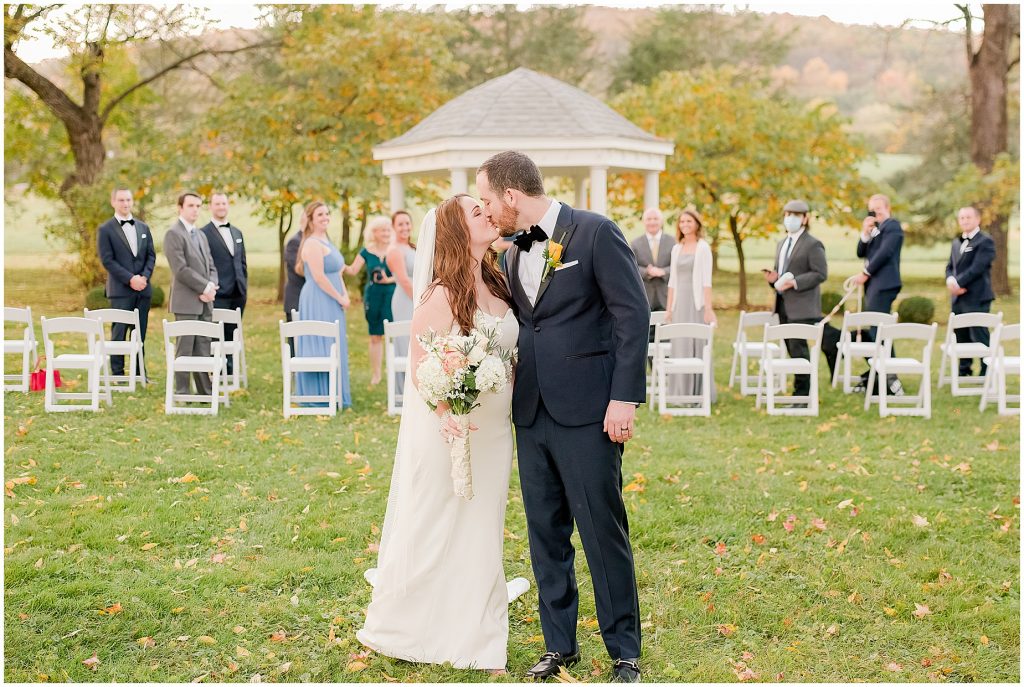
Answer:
[
  {"left": 283, "top": 228, "right": 305, "bottom": 358},
  {"left": 164, "top": 191, "right": 218, "bottom": 396},
  {"left": 850, "top": 193, "right": 904, "bottom": 392},
  {"left": 96, "top": 187, "right": 156, "bottom": 379},
  {"left": 629, "top": 207, "right": 674, "bottom": 313},
  {"left": 946, "top": 205, "right": 997, "bottom": 376},
  {"left": 478, "top": 152, "right": 648, "bottom": 683},
  {"left": 200, "top": 193, "right": 247, "bottom": 375},
  {"left": 763, "top": 200, "right": 827, "bottom": 396}
]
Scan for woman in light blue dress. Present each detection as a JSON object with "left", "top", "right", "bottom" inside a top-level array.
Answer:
[{"left": 295, "top": 201, "right": 352, "bottom": 409}]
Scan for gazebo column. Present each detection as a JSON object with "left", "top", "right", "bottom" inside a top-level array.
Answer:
[
  {"left": 644, "top": 171, "right": 660, "bottom": 210},
  {"left": 450, "top": 168, "right": 468, "bottom": 194},
  {"left": 389, "top": 174, "right": 405, "bottom": 212},
  {"left": 589, "top": 166, "right": 608, "bottom": 216},
  {"left": 574, "top": 175, "right": 588, "bottom": 209}
]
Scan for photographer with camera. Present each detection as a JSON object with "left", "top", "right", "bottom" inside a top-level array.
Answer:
[
  {"left": 849, "top": 193, "right": 904, "bottom": 394},
  {"left": 345, "top": 216, "right": 397, "bottom": 386}
]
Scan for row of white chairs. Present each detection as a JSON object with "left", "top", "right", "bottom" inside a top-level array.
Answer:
[{"left": 5, "top": 306, "right": 248, "bottom": 413}]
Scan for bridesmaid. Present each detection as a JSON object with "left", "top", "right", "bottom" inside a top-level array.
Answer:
[
  {"left": 345, "top": 216, "right": 396, "bottom": 386},
  {"left": 385, "top": 209, "right": 416, "bottom": 390},
  {"left": 663, "top": 208, "right": 717, "bottom": 403},
  {"left": 295, "top": 201, "right": 353, "bottom": 409}
]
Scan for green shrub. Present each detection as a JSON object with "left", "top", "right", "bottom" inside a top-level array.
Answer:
[
  {"left": 150, "top": 284, "right": 165, "bottom": 308},
  {"left": 898, "top": 296, "right": 935, "bottom": 324},
  {"left": 821, "top": 291, "right": 844, "bottom": 316},
  {"left": 85, "top": 287, "right": 110, "bottom": 311}
]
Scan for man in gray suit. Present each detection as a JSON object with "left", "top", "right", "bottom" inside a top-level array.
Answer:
[
  {"left": 164, "top": 191, "right": 219, "bottom": 396},
  {"left": 629, "top": 208, "right": 675, "bottom": 313},
  {"left": 763, "top": 199, "right": 827, "bottom": 396}
]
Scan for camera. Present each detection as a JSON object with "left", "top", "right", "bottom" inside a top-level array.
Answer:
[{"left": 370, "top": 266, "right": 386, "bottom": 283}]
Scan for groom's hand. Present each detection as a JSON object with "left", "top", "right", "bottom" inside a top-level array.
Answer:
[{"left": 604, "top": 400, "right": 636, "bottom": 444}]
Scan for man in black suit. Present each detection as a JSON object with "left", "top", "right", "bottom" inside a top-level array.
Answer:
[
  {"left": 96, "top": 187, "right": 156, "bottom": 378},
  {"left": 946, "top": 205, "right": 997, "bottom": 376},
  {"left": 200, "top": 193, "right": 247, "bottom": 375},
  {"left": 850, "top": 193, "right": 904, "bottom": 392},
  {"left": 283, "top": 228, "right": 305, "bottom": 357},
  {"left": 478, "top": 152, "right": 649, "bottom": 683}
]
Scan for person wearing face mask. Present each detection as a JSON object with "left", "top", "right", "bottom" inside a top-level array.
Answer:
[{"left": 762, "top": 199, "right": 827, "bottom": 397}]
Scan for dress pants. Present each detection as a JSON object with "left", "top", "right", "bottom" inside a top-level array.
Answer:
[
  {"left": 173, "top": 310, "right": 213, "bottom": 396},
  {"left": 108, "top": 292, "right": 151, "bottom": 377},
  {"left": 776, "top": 299, "right": 816, "bottom": 396},
  {"left": 213, "top": 291, "right": 246, "bottom": 375},
  {"left": 860, "top": 286, "right": 901, "bottom": 384},
  {"left": 953, "top": 300, "right": 993, "bottom": 376}
]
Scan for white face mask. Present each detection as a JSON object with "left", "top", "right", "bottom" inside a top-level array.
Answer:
[{"left": 783, "top": 215, "right": 803, "bottom": 233}]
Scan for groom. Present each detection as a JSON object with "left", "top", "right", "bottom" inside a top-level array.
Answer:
[{"left": 477, "top": 152, "right": 649, "bottom": 682}]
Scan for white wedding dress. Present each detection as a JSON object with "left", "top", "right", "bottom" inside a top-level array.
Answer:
[{"left": 357, "top": 308, "right": 519, "bottom": 670}]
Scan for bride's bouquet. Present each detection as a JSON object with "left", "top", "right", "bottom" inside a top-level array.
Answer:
[{"left": 415, "top": 316, "right": 516, "bottom": 501}]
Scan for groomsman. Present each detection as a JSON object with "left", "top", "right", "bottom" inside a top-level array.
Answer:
[
  {"left": 945, "top": 205, "right": 996, "bottom": 376},
  {"left": 283, "top": 228, "right": 305, "bottom": 357},
  {"left": 629, "top": 208, "right": 674, "bottom": 313},
  {"left": 200, "top": 193, "right": 247, "bottom": 375},
  {"left": 96, "top": 187, "right": 156, "bottom": 378},
  {"left": 850, "top": 193, "right": 904, "bottom": 393},
  {"left": 164, "top": 192, "right": 218, "bottom": 397}
]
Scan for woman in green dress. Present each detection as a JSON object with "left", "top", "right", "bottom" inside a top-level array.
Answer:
[{"left": 345, "top": 217, "right": 396, "bottom": 385}]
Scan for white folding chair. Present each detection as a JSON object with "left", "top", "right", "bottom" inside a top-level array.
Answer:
[
  {"left": 280, "top": 319, "right": 340, "bottom": 418},
  {"left": 832, "top": 310, "right": 898, "bottom": 393},
  {"left": 756, "top": 322, "right": 823, "bottom": 416},
  {"left": 939, "top": 311, "right": 1003, "bottom": 396},
  {"left": 654, "top": 322, "right": 714, "bottom": 416},
  {"left": 646, "top": 311, "right": 670, "bottom": 406},
  {"left": 212, "top": 307, "right": 248, "bottom": 392},
  {"left": 865, "top": 323, "right": 938, "bottom": 418},
  {"left": 729, "top": 310, "right": 781, "bottom": 395},
  {"left": 84, "top": 307, "right": 147, "bottom": 391},
  {"left": 384, "top": 319, "right": 410, "bottom": 416},
  {"left": 39, "top": 316, "right": 112, "bottom": 412},
  {"left": 4, "top": 306, "right": 38, "bottom": 392},
  {"left": 163, "top": 319, "right": 228, "bottom": 415},
  {"left": 980, "top": 323, "right": 1020, "bottom": 415}
]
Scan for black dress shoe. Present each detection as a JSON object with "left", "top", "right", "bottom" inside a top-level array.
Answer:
[
  {"left": 612, "top": 658, "right": 641, "bottom": 683},
  {"left": 525, "top": 651, "right": 580, "bottom": 680}
]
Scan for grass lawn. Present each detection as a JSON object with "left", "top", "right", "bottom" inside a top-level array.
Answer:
[{"left": 3, "top": 262, "right": 1020, "bottom": 683}]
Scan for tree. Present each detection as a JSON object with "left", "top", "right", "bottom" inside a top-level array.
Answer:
[
  {"left": 4, "top": 4, "right": 276, "bottom": 287},
  {"left": 446, "top": 5, "right": 596, "bottom": 92},
  {"left": 610, "top": 7, "right": 789, "bottom": 95},
  {"left": 192, "top": 5, "right": 459, "bottom": 300},
  {"left": 611, "top": 67, "right": 870, "bottom": 307}
]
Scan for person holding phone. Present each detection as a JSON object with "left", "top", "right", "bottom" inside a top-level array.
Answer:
[
  {"left": 850, "top": 193, "right": 904, "bottom": 393},
  {"left": 346, "top": 216, "right": 396, "bottom": 386}
]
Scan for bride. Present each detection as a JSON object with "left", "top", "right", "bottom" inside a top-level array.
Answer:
[{"left": 357, "top": 194, "right": 524, "bottom": 672}]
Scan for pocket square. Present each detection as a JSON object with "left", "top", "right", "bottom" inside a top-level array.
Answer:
[
  {"left": 141, "top": 234, "right": 147, "bottom": 239},
  {"left": 555, "top": 260, "right": 579, "bottom": 272},
  {"left": 235, "top": 238, "right": 243, "bottom": 243},
  {"left": 963, "top": 247, "right": 974, "bottom": 253}
]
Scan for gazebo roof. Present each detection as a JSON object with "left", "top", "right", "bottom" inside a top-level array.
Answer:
[
  {"left": 377, "top": 67, "right": 662, "bottom": 148},
  {"left": 373, "top": 68, "right": 673, "bottom": 178}
]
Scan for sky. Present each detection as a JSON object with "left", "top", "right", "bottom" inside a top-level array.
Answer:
[{"left": 13, "top": 1, "right": 970, "bottom": 63}]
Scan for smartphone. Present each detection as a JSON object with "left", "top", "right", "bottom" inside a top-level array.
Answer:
[{"left": 760, "top": 268, "right": 772, "bottom": 273}]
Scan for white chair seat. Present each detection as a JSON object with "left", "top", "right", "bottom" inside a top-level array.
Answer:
[
  {"left": 872, "top": 357, "right": 926, "bottom": 374},
  {"left": 174, "top": 356, "right": 223, "bottom": 372},
  {"left": 4, "top": 340, "right": 32, "bottom": 353},
  {"left": 40, "top": 316, "right": 111, "bottom": 412},
  {"left": 661, "top": 357, "right": 705, "bottom": 373},
  {"left": 393, "top": 356, "right": 409, "bottom": 372},
  {"left": 1002, "top": 356, "right": 1021, "bottom": 373},
  {"left": 845, "top": 342, "right": 876, "bottom": 357},
  {"left": 941, "top": 342, "right": 990, "bottom": 356},
  {"left": 764, "top": 358, "right": 813, "bottom": 374},
  {"left": 288, "top": 356, "right": 336, "bottom": 371},
  {"left": 735, "top": 342, "right": 781, "bottom": 354},
  {"left": 101, "top": 341, "right": 135, "bottom": 355},
  {"left": 865, "top": 322, "right": 937, "bottom": 417},
  {"left": 52, "top": 353, "right": 103, "bottom": 366}
]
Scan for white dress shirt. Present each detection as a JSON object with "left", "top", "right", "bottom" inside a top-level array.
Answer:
[
  {"left": 518, "top": 200, "right": 562, "bottom": 306},
  {"left": 215, "top": 221, "right": 235, "bottom": 256},
  {"left": 775, "top": 229, "right": 804, "bottom": 290},
  {"left": 180, "top": 217, "right": 216, "bottom": 297},
  {"left": 114, "top": 214, "right": 138, "bottom": 256},
  {"left": 646, "top": 230, "right": 663, "bottom": 263},
  {"left": 947, "top": 226, "right": 981, "bottom": 288}
]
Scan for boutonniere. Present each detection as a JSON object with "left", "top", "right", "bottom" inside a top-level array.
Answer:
[{"left": 541, "top": 232, "right": 567, "bottom": 282}]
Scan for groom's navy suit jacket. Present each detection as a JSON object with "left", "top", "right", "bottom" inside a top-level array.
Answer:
[{"left": 504, "top": 204, "right": 650, "bottom": 427}]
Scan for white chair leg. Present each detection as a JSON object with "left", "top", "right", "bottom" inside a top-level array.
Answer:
[
  {"left": 766, "top": 364, "right": 775, "bottom": 414},
  {"left": 45, "top": 366, "right": 55, "bottom": 411},
  {"left": 211, "top": 371, "right": 220, "bottom": 415},
  {"left": 864, "top": 365, "right": 876, "bottom": 411},
  {"left": 923, "top": 369, "right": 932, "bottom": 418},
  {"left": 165, "top": 365, "right": 174, "bottom": 414},
  {"left": 729, "top": 345, "right": 739, "bottom": 388},
  {"left": 703, "top": 360, "right": 711, "bottom": 416},
  {"left": 658, "top": 363, "right": 667, "bottom": 415},
  {"left": 878, "top": 369, "right": 888, "bottom": 417}
]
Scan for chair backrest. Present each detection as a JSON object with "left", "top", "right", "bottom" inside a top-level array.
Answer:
[
  {"left": 41, "top": 316, "right": 104, "bottom": 355},
  {"left": 5, "top": 306, "right": 33, "bottom": 326},
  {"left": 280, "top": 319, "right": 340, "bottom": 344},
  {"left": 990, "top": 322, "right": 1020, "bottom": 357},
  {"left": 650, "top": 310, "right": 667, "bottom": 327},
  {"left": 384, "top": 319, "right": 411, "bottom": 339},
  {"left": 212, "top": 307, "right": 243, "bottom": 325},
  {"left": 765, "top": 322, "right": 823, "bottom": 344},
  {"left": 291, "top": 309, "right": 300, "bottom": 322},
  {"left": 948, "top": 311, "right": 1002, "bottom": 331},
  {"left": 162, "top": 319, "right": 225, "bottom": 342},
  {"left": 878, "top": 322, "right": 938, "bottom": 343},
  {"left": 736, "top": 310, "right": 778, "bottom": 343},
  {"left": 84, "top": 307, "right": 140, "bottom": 327},
  {"left": 656, "top": 322, "right": 713, "bottom": 343},
  {"left": 842, "top": 310, "right": 897, "bottom": 331}
]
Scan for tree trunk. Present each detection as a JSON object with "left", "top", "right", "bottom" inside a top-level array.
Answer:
[
  {"left": 968, "top": 4, "right": 1017, "bottom": 295},
  {"left": 710, "top": 233, "right": 720, "bottom": 273},
  {"left": 341, "top": 190, "right": 352, "bottom": 249},
  {"left": 359, "top": 199, "right": 370, "bottom": 236},
  {"left": 728, "top": 215, "right": 747, "bottom": 308},
  {"left": 276, "top": 205, "right": 294, "bottom": 302}
]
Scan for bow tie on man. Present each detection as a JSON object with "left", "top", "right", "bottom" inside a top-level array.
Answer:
[
  {"left": 119, "top": 218, "right": 135, "bottom": 226},
  {"left": 513, "top": 225, "right": 548, "bottom": 250},
  {"left": 217, "top": 222, "right": 231, "bottom": 229}
]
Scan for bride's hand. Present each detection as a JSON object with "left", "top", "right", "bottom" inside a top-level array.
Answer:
[{"left": 438, "top": 412, "right": 478, "bottom": 442}]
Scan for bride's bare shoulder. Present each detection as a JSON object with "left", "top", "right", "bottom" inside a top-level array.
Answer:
[{"left": 413, "top": 284, "right": 454, "bottom": 324}]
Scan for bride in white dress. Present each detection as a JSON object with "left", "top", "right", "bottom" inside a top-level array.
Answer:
[{"left": 357, "top": 194, "right": 523, "bottom": 671}]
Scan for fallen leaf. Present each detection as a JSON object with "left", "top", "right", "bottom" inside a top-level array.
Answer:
[
  {"left": 913, "top": 603, "right": 932, "bottom": 618},
  {"left": 141, "top": 542, "right": 158, "bottom": 551},
  {"left": 783, "top": 514, "right": 797, "bottom": 532},
  {"left": 980, "top": 635, "right": 989, "bottom": 645},
  {"left": 197, "top": 635, "right": 217, "bottom": 645},
  {"left": 716, "top": 623, "right": 737, "bottom": 637},
  {"left": 233, "top": 626, "right": 246, "bottom": 634},
  {"left": 766, "top": 510, "right": 779, "bottom": 522},
  {"left": 178, "top": 472, "right": 200, "bottom": 484},
  {"left": 825, "top": 624, "right": 839, "bottom": 636},
  {"left": 100, "top": 603, "right": 123, "bottom": 615},
  {"left": 137, "top": 636, "right": 156, "bottom": 648},
  {"left": 235, "top": 646, "right": 251, "bottom": 658},
  {"left": 885, "top": 662, "right": 902, "bottom": 672},
  {"left": 751, "top": 534, "right": 766, "bottom": 545},
  {"left": 836, "top": 499, "right": 854, "bottom": 510},
  {"left": 985, "top": 440, "right": 999, "bottom": 451},
  {"left": 83, "top": 654, "right": 101, "bottom": 671},
  {"left": 277, "top": 662, "right": 291, "bottom": 675},
  {"left": 346, "top": 661, "right": 368, "bottom": 672},
  {"left": 211, "top": 553, "right": 227, "bottom": 564},
  {"left": 798, "top": 480, "right": 808, "bottom": 492},
  {"left": 714, "top": 541, "right": 727, "bottom": 556},
  {"left": 912, "top": 515, "right": 930, "bottom": 528},
  {"left": 811, "top": 518, "right": 827, "bottom": 531},
  {"left": 270, "top": 630, "right": 286, "bottom": 642},
  {"left": 883, "top": 607, "right": 897, "bottom": 617}
]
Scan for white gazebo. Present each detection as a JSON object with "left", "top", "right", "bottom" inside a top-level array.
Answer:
[{"left": 373, "top": 68, "right": 674, "bottom": 215}]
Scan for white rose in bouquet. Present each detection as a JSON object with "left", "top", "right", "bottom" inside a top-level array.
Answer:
[
  {"left": 416, "top": 356, "right": 450, "bottom": 405},
  {"left": 475, "top": 354, "right": 509, "bottom": 393},
  {"left": 467, "top": 335, "right": 489, "bottom": 365}
]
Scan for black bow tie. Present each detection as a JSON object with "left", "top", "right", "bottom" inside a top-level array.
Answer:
[
  {"left": 513, "top": 225, "right": 548, "bottom": 250},
  {"left": 961, "top": 233, "right": 971, "bottom": 241},
  {"left": 217, "top": 222, "right": 231, "bottom": 229},
  {"left": 119, "top": 218, "right": 135, "bottom": 226}
]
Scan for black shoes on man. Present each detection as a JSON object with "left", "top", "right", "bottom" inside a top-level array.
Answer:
[{"left": 525, "top": 651, "right": 641, "bottom": 683}]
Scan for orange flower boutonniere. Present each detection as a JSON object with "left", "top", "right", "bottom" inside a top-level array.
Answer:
[{"left": 541, "top": 232, "right": 567, "bottom": 281}]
